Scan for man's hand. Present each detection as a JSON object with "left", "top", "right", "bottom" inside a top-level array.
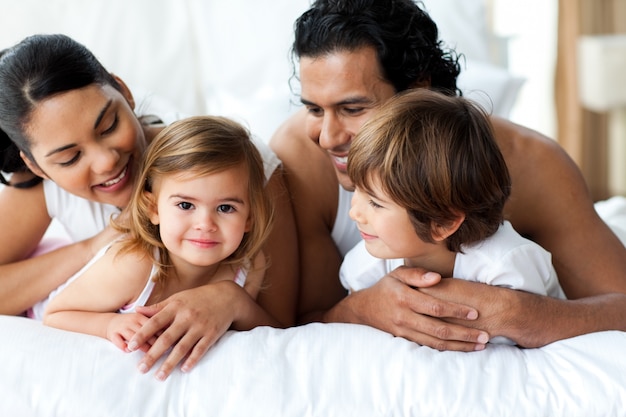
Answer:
[{"left": 328, "top": 266, "right": 490, "bottom": 351}]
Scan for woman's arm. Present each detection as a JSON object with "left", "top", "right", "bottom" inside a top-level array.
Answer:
[{"left": 0, "top": 183, "right": 118, "bottom": 314}]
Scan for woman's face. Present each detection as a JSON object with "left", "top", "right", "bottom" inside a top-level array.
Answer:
[{"left": 23, "top": 83, "right": 147, "bottom": 208}]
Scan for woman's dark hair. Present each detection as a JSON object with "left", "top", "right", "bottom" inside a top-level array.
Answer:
[
  {"left": 0, "top": 34, "right": 121, "bottom": 188},
  {"left": 291, "top": 0, "right": 462, "bottom": 95}
]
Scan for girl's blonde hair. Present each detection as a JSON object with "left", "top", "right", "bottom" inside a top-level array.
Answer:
[
  {"left": 348, "top": 89, "right": 511, "bottom": 252},
  {"left": 113, "top": 116, "right": 273, "bottom": 282}
]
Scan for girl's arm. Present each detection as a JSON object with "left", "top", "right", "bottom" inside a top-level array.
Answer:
[
  {"left": 0, "top": 183, "right": 119, "bottom": 314},
  {"left": 43, "top": 243, "right": 151, "bottom": 344}
]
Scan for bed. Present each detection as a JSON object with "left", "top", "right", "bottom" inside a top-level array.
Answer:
[
  {"left": 2, "top": 315, "right": 626, "bottom": 416},
  {"left": 2, "top": 1, "right": 625, "bottom": 416}
]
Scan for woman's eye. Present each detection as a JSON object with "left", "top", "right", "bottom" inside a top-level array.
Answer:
[
  {"left": 177, "top": 202, "right": 194, "bottom": 210},
  {"left": 217, "top": 204, "right": 235, "bottom": 213},
  {"left": 368, "top": 200, "right": 383, "bottom": 209},
  {"left": 59, "top": 152, "right": 81, "bottom": 167},
  {"left": 103, "top": 114, "right": 119, "bottom": 134}
]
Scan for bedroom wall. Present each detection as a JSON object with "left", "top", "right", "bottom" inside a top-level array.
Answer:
[{"left": 0, "top": 0, "right": 528, "bottom": 144}]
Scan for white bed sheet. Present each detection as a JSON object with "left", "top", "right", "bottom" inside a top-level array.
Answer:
[{"left": 1, "top": 315, "right": 625, "bottom": 417}]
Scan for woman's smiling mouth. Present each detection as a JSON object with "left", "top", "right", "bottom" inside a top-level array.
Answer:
[{"left": 97, "top": 164, "right": 129, "bottom": 189}]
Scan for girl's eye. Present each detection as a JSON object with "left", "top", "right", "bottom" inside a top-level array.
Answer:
[
  {"left": 59, "top": 152, "right": 81, "bottom": 167},
  {"left": 217, "top": 204, "right": 235, "bottom": 213},
  {"left": 177, "top": 202, "right": 194, "bottom": 210},
  {"left": 368, "top": 200, "right": 383, "bottom": 209},
  {"left": 103, "top": 114, "right": 119, "bottom": 134}
]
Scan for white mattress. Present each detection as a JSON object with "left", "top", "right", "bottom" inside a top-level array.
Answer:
[{"left": 1, "top": 315, "right": 625, "bottom": 417}]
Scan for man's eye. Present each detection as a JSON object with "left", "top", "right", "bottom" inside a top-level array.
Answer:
[
  {"left": 305, "top": 106, "right": 323, "bottom": 117},
  {"left": 177, "top": 202, "right": 194, "bottom": 210},
  {"left": 344, "top": 107, "right": 365, "bottom": 115},
  {"left": 59, "top": 152, "right": 81, "bottom": 167}
]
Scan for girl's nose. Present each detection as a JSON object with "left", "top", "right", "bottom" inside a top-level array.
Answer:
[{"left": 195, "top": 212, "right": 217, "bottom": 232}]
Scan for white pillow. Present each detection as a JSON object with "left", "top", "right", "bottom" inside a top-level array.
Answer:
[{"left": 2, "top": 315, "right": 625, "bottom": 416}]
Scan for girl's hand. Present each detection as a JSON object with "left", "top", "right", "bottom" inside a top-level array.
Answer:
[
  {"left": 127, "top": 282, "right": 241, "bottom": 381},
  {"left": 106, "top": 312, "right": 153, "bottom": 352}
]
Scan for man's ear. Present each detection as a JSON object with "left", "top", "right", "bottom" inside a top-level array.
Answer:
[
  {"left": 19, "top": 151, "right": 49, "bottom": 179},
  {"left": 408, "top": 78, "right": 432, "bottom": 90},
  {"left": 432, "top": 212, "right": 465, "bottom": 242},
  {"left": 111, "top": 74, "right": 135, "bottom": 110},
  {"left": 145, "top": 191, "right": 160, "bottom": 225}
]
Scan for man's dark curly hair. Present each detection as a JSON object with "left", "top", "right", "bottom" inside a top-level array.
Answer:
[{"left": 292, "top": 0, "right": 462, "bottom": 96}]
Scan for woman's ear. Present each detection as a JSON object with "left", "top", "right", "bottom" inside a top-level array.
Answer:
[
  {"left": 432, "top": 212, "right": 465, "bottom": 241},
  {"left": 19, "top": 151, "right": 49, "bottom": 179},
  {"left": 111, "top": 74, "right": 135, "bottom": 110}
]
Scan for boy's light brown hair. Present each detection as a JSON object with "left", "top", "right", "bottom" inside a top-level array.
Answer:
[{"left": 348, "top": 89, "right": 511, "bottom": 252}]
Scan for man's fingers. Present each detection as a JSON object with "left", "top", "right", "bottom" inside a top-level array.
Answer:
[
  {"left": 396, "top": 314, "right": 489, "bottom": 351},
  {"left": 389, "top": 265, "right": 442, "bottom": 288}
]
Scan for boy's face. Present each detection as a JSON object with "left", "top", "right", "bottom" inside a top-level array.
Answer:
[{"left": 349, "top": 175, "right": 436, "bottom": 262}]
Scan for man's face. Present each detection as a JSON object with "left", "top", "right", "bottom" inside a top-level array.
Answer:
[{"left": 299, "top": 46, "right": 396, "bottom": 191}]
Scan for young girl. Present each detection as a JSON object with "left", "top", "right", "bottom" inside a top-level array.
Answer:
[
  {"left": 340, "top": 89, "right": 566, "bottom": 344},
  {"left": 39, "top": 116, "right": 278, "bottom": 378}
]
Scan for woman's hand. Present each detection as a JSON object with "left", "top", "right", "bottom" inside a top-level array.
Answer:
[
  {"left": 127, "top": 282, "right": 243, "bottom": 381},
  {"left": 327, "top": 266, "right": 491, "bottom": 351}
]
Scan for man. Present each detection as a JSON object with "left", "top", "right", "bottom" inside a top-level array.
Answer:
[{"left": 270, "top": 0, "right": 626, "bottom": 351}]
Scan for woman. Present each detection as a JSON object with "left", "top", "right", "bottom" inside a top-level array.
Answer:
[{"left": 0, "top": 34, "right": 298, "bottom": 380}]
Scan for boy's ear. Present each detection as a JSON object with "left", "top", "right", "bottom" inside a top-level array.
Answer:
[
  {"left": 19, "top": 151, "right": 49, "bottom": 179},
  {"left": 432, "top": 212, "right": 465, "bottom": 241},
  {"left": 145, "top": 191, "right": 160, "bottom": 225}
]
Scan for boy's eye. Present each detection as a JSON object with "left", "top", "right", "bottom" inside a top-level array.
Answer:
[
  {"left": 368, "top": 200, "right": 383, "bottom": 209},
  {"left": 177, "top": 202, "right": 194, "bottom": 210}
]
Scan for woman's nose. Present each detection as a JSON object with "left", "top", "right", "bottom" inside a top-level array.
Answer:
[{"left": 92, "top": 147, "right": 120, "bottom": 175}]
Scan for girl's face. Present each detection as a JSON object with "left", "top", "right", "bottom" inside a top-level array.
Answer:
[
  {"left": 23, "top": 82, "right": 146, "bottom": 208},
  {"left": 147, "top": 165, "right": 252, "bottom": 269}
]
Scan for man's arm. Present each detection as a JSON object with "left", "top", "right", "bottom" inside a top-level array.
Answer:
[
  {"left": 270, "top": 110, "right": 347, "bottom": 321},
  {"left": 463, "top": 117, "right": 626, "bottom": 346},
  {"left": 270, "top": 111, "right": 487, "bottom": 351}
]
